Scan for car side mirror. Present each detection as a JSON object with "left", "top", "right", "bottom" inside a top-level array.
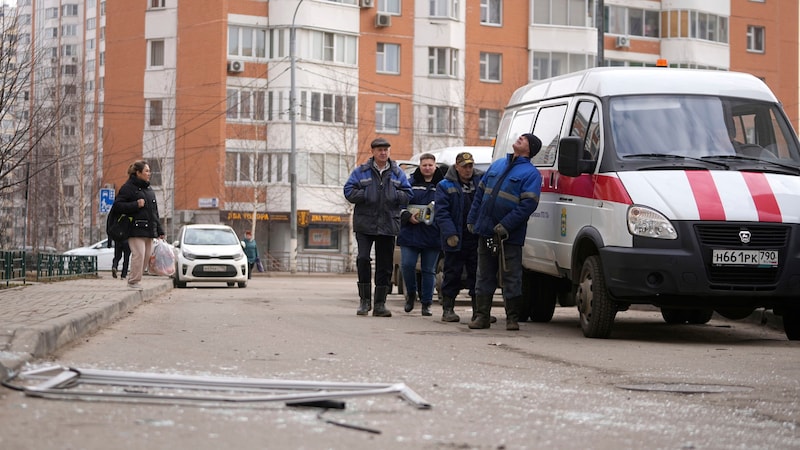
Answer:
[
  {"left": 172, "top": 241, "right": 180, "bottom": 248},
  {"left": 558, "top": 136, "right": 596, "bottom": 177}
]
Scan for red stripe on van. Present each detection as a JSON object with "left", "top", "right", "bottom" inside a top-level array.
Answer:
[
  {"left": 686, "top": 171, "right": 726, "bottom": 220},
  {"left": 742, "top": 172, "right": 782, "bottom": 222},
  {"left": 541, "top": 170, "right": 632, "bottom": 204}
]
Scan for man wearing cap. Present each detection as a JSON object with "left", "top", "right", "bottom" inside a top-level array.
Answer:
[
  {"left": 344, "top": 137, "right": 413, "bottom": 317},
  {"left": 435, "top": 151, "right": 486, "bottom": 323},
  {"left": 466, "top": 133, "right": 543, "bottom": 330}
]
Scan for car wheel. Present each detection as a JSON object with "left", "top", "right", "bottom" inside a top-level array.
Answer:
[
  {"left": 173, "top": 276, "right": 186, "bottom": 289},
  {"left": 686, "top": 308, "right": 714, "bottom": 324},
  {"left": 577, "top": 255, "right": 616, "bottom": 338},
  {"left": 660, "top": 307, "right": 687, "bottom": 324},
  {"left": 238, "top": 281, "right": 247, "bottom": 288},
  {"left": 227, "top": 282, "right": 235, "bottom": 287}
]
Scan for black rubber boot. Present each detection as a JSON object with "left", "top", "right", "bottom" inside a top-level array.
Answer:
[
  {"left": 468, "top": 295, "right": 493, "bottom": 329},
  {"left": 421, "top": 303, "right": 432, "bottom": 316},
  {"left": 372, "top": 286, "right": 392, "bottom": 317},
  {"left": 357, "top": 283, "right": 371, "bottom": 316},
  {"left": 441, "top": 296, "right": 460, "bottom": 322},
  {"left": 404, "top": 292, "right": 416, "bottom": 313},
  {"left": 505, "top": 296, "right": 521, "bottom": 331},
  {"left": 471, "top": 295, "right": 497, "bottom": 323}
]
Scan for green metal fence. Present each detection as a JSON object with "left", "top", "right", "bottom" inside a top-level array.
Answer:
[
  {"left": 1, "top": 251, "right": 98, "bottom": 285},
  {"left": 0, "top": 251, "right": 26, "bottom": 286}
]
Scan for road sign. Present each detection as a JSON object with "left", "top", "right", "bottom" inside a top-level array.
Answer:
[{"left": 99, "top": 188, "right": 115, "bottom": 214}]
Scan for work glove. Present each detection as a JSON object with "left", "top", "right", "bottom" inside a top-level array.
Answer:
[
  {"left": 446, "top": 235, "right": 459, "bottom": 247},
  {"left": 493, "top": 223, "right": 508, "bottom": 238},
  {"left": 466, "top": 224, "right": 475, "bottom": 234}
]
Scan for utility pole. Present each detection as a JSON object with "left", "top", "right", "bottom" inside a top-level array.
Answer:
[
  {"left": 289, "top": 0, "right": 305, "bottom": 274},
  {"left": 596, "top": 0, "right": 604, "bottom": 67}
]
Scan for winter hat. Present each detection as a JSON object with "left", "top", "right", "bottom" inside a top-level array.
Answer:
[{"left": 521, "top": 133, "right": 542, "bottom": 158}]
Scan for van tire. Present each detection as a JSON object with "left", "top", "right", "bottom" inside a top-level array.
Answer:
[
  {"left": 661, "top": 308, "right": 713, "bottom": 324},
  {"left": 577, "top": 255, "right": 616, "bottom": 338}
]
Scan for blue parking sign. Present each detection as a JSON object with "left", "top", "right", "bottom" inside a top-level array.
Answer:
[{"left": 99, "top": 188, "right": 115, "bottom": 214}]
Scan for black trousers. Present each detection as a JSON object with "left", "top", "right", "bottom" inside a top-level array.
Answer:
[
  {"left": 355, "top": 233, "right": 395, "bottom": 288},
  {"left": 112, "top": 239, "right": 131, "bottom": 277}
]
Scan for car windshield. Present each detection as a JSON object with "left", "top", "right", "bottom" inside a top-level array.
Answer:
[
  {"left": 184, "top": 228, "right": 239, "bottom": 245},
  {"left": 609, "top": 95, "right": 800, "bottom": 164}
]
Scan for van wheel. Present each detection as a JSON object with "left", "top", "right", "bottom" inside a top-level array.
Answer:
[
  {"left": 783, "top": 309, "right": 800, "bottom": 340},
  {"left": 522, "top": 271, "right": 556, "bottom": 323},
  {"left": 577, "top": 255, "right": 616, "bottom": 338},
  {"left": 687, "top": 309, "right": 713, "bottom": 324},
  {"left": 661, "top": 308, "right": 713, "bottom": 324}
]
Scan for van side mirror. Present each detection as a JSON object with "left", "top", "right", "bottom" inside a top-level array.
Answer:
[{"left": 558, "top": 136, "right": 595, "bottom": 177}]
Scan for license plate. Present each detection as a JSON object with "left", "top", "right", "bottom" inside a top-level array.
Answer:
[
  {"left": 711, "top": 249, "right": 779, "bottom": 267},
  {"left": 203, "top": 265, "right": 227, "bottom": 272}
]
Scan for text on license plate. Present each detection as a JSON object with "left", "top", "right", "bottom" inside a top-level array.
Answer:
[
  {"left": 203, "top": 265, "right": 228, "bottom": 272},
  {"left": 712, "top": 250, "right": 779, "bottom": 267}
]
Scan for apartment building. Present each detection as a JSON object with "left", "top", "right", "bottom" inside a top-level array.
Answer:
[{"left": 6, "top": 0, "right": 797, "bottom": 270}]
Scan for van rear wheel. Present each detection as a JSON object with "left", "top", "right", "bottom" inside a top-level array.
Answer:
[{"left": 577, "top": 255, "right": 616, "bottom": 338}]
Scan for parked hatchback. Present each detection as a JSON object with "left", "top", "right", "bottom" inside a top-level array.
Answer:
[{"left": 172, "top": 224, "right": 248, "bottom": 288}]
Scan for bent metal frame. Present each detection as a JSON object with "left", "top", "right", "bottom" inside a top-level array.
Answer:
[{"left": 7, "top": 365, "right": 432, "bottom": 409}]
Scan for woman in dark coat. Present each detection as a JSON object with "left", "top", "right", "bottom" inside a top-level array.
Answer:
[{"left": 113, "top": 160, "right": 165, "bottom": 290}]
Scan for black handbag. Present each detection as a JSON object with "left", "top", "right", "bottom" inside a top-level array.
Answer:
[{"left": 109, "top": 214, "right": 132, "bottom": 241}]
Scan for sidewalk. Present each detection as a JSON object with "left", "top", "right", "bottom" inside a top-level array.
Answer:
[{"left": 0, "top": 274, "right": 173, "bottom": 381}]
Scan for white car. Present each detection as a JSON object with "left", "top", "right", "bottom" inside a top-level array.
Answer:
[
  {"left": 63, "top": 239, "right": 115, "bottom": 271},
  {"left": 172, "top": 224, "right": 248, "bottom": 288}
]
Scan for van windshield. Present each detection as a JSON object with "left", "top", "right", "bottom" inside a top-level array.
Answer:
[{"left": 609, "top": 95, "right": 800, "bottom": 164}]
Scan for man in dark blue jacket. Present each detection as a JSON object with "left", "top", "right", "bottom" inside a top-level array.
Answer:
[
  {"left": 344, "top": 138, "right": 413, "bottom": 317},
  {"left": 467, "top": 134, "right": 542, "bottom": 330}
]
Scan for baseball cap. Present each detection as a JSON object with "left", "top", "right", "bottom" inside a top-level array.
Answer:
[{"left": 455, "top": 152, "right": 475, "bottom": 166}]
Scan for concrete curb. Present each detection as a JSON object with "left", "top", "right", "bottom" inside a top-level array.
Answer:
[{"left": 0, "top": 280, "right": 172, "bottom": 382}]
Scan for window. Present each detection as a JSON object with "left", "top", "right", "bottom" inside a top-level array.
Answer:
[
  {"left": 225, "top": 151, "right": 266, "bottom": 183},
  {"left": 64, "top": 85, "right": 77, "bottom": 95},
  {"left": 377, "top": 43, "right": 400, "bottom": 74},
  {"left": 62, "top": 44, "right": 77, "bottom": 56},
  {"left": 304, "top": 226, "right": 340, "bottom": 250},
  {"left": 479, "top": 109, "right": 500, "bottom": 139},
  {"left": 534, "top": 0, "right": 591, "bottom": 27},
  {"left": 303, "top": 91, "right": 355, "bottom": 125},
  {"left": 747, "top": 25, "right": 765, "bottom": 53},
  {"left": 480, "top": 0, "right": 502, "bottom": 25},
  {"left": 570, "top": 101, "right": 600, "bottom": 161},
  {"left": 531, "top": 104, "right": 567, "bottom": 166},
  {"left": 87, "top": 18, "right": 96, "bottom": 30},
  {"left": 661, "top": 10, "right": 727, "bottom": 44},
  {"left": 479, "top": 52, "right": 501, "bottom": 82},
  {"left": 62, "top": 24, "right": 77, "bottom": 36},
  {"left": 148, "top": 160, "right": 162, "bottom": 186},
  {"left": 63, "top": 65, "right": 77, "bottom": 75},
  {"left": 46, "top": 27, "right": 58, "bottom": 38},
  {"left": 532, "top": 51, "right": 593, "bottom": 81},
  {"left": 150, "top": 0, "right": 166, "bottom": 8},
  {"left": 148, "top": 100, "right": 163, "bottom": 127},
  {"left": 45, "top": 7, "right": 58, "bottom": 19},
  {"left": 63, "top": 125, "right": 76, "bottom": 136},
  {"left": 310, "top": 31, "right": 357, "bottom": 65},
  {"left": 228, "top": 25, "right": 268, "bottom": 58},
  {"left": 149, "top": 40, "right": 164, "bottom": 67},
  {"left": 87, "top": 38, "right": 95, "bottom": 50},
  {"left": 430, "top": 0, "right": 458, "bottom": 19},
  {"left": 226, "top": 88, "right": 266, "bottom": 121},
  {"left": 604, "top": 5, "right": 660, "bottom": 38},
  {"left": 427, "top": 106, "right": 458, "bottom": 135},
  {"left": 269, "top": 29, "right": 285, "bottom": 59},
  {"left": 303, "top": 153, "right": 348, "bottom": 186},
  {"left": 62, "top": 4, "right": 79, "bottom": 16},
  {"left": 429, "top": 47, "right": 458, "bottom": 77},
  {"left": 380, "top": 0, "right": 401, "bottom": 14},
  {"left": 376, "top": 102, "right": 399, "bottom": 133}
]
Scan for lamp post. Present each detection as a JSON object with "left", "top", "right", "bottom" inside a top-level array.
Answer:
[{"left": 289, "top": 0, "right": 304, "bottom": 274}]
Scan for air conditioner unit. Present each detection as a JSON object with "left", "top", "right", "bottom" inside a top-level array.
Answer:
[
  {"left": 227, "top": 60, "right": 245, "bottom": 73},
  {"left": 360, "top": 0, "right": 374, "bottom": 7},
  {"left": 375, "top": 13, "right": 391, "bottom": 28},
  {"left": 615, "top": 36, "right": 631, "bottom": 48}
]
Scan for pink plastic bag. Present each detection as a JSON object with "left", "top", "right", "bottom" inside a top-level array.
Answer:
[{"left": 149, "top": 240, "right": 175, "bottom": 276}]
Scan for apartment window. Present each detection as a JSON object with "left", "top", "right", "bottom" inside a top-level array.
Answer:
[
  {"left": 269, "top": 29, "right": 286, "bottom": 59},
  {"left": 62, "top": 4, "right": 79, "bottom": 16},
  {"left": 267, "top": 153, "right": 287, "bottom": 183},
  {"left": 226, "top": 88, "right": 266, "bottom": 121},
  {"left": 148, "top": 100, "right": 163, "bottom": 127},
  {"left": 427, "top": 106, "right": 458, "bottom": 135},
  {"left": 149, "top": 159, "right": 162, "bottom": 186},
  {"left": 305, "top": 92, "right": 355, "bottom": 125},
  {"left": 149, "top": 40, "right": 164, "bottom": 67},
  {"left": 430, "top": 0, "right": 458, "bottom": 19},
  {"left": 377, "top": 43, "right": 400, "bottom": 74},
  {"left": 46, "top": 27, "right": 58, "bottom": 38},
  {"left": 534, "top": 0, "right": 591, "bottom": 27},
  {"left": 310, "top": 31, "right": 357, "bottom": 65},
  {"left": 150, "top": 0, "right": 166, "bottom": 8},
  {"left": 62, "top": 44, "right": 77, "bottom": 56},
  {"left": 376, "top": 102, "right": 400, "bottom": 133},
  {"left": 62, "top": 65, "right": 77, "bottom": 75},
  {"left": 479, "top": 109, "right": 500, "bottom": 139},
  {"left": 304, "top": 153, "right": 346, "bottom": 186},
  {"left": 481, "top": 0, "right": 501, "bottom": 25},
  {"left": 62, "top": 24, "right": 77, "bottom": 36},
  {"left": 532, "top": 51, "right": 592, "bottom": 81},
  {"left": 661, "top": 10, "right": 727, "bottom": 44},
  {"left": 380, "top": 0, "right": 401, "bottom": 14},
  {"left": 63, "top": 125, "right": 76, "bottom": 136},
  {"left": 225, "top": 151, "right": 266, "bottom": 183},
  {"left": 87, "top": 18, "right": 96, "bottom": 30},
  {"left": 64, "top": 85, "right": 77, "bottom": 95},
  {"left": 228, "top": 25, "right": 267, "bottom": 58},
  {"left": 605, "top": 5, "right": 660, "bottom": 38},
  {"left": 45, "top": 7, "right": 58, "bottom": 19},
  {"left": 86, "top": 38, "right": 95, "bottom": 50},
  {"left": 429, "top": 47, "right": 458, "bottom": 77},
  {"left": 480, "top": 52, "right": 502, "bottom": 82},
  {"left": 747, "top": 25, "right": 765, "bottom": 53}
]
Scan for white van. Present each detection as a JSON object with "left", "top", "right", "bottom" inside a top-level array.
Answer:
[{"left": 493, "top": 67, "right": 800, "bottom": 340}]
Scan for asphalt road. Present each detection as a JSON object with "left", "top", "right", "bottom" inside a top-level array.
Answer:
[{"left": 1, "top": 275, "right": 798, "bottom": 450}]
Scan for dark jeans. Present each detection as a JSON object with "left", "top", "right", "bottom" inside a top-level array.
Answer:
[
  {"left": 355, "top": 232, "right": 395, "bottom": 288},
  {"left": 475, "top": 237, "right": 522, "bottom": 301},
  {"left": 441, "top": 245, "right": 477, "bottom": 299},
  {"left": 112, "top": 240, "right": 131, "bottom": 278}
]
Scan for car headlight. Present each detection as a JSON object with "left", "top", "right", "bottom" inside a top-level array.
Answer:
[
  {"left": 233, "top": 252, "right": 245, "bottom": 261},
  {"left": 182, "top": 250, "right": 198, "bottom": 261},
  {"left": 627, "top": 205, "right": 677, "bottom": 239}
]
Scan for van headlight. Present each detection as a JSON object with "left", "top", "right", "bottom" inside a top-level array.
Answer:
[{"left": 627, "top": 205, "right": 677, "bottom": 239}]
